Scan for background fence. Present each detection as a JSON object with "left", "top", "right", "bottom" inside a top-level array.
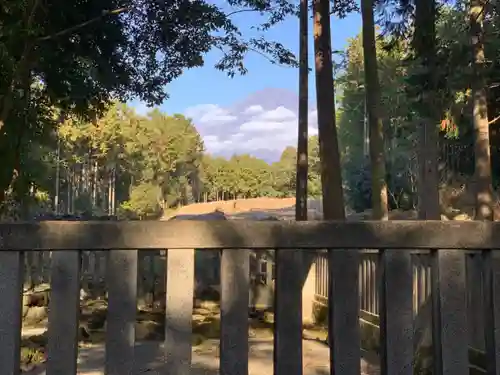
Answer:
[
  {"left": 22, "top": 245, "right": 487, "bottom": 356},
  {"left": 23, "top": 249, "right": 276, "bottom": 308},
  {"left": 315, "top": 250, "right": 486, "bottom": 354}
]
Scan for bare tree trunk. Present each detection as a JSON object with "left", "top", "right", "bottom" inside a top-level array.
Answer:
[
  {"left": 413, "top": 0, "right": 440, "bottom": 220},
  {"left": 69, "top": 165, "right": 74, "bottom": 213},
  {"left": 108, "top": 169, "right": 113, "bottom": 214},
  {"left": 313, "top": 0, "right": 358, "bottom": 362},
  {"left": 54, "top": 136, "right": 61, "bottom": 214},
  {"left": 100, "top": 168, "right": 106, "bottom": 212},
  {"left": 470, "top": 0, "right": 493, "bottom": 220},
  {"left": 82, "top": 161, "right": 87, "bottom": 195},
  {"left": 312, "top": 0, "right": 345, "bottom": 221},
  {"left": 111, "top": 167, "right": 116, "bottom": 215},
  {"left": 76, "top": 164, "right": 81, "bottom": 199},
  {"left": 295, "top": 0, "right": 309, "bottom": 222},
  {"left": 92, "top": 160, "right": 98, "bottom": 207},
  {"left": 66, "top": 166, "right": 71, "bottom": 214},
  {"left": 412, "top": 4, "right": 443, "bottom": 375},
  {"left": 361, "top": 0, "right": 389, "bottom": 220}
]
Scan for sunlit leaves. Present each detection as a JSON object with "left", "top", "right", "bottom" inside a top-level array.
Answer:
[{"left": 0, "top": 0, "right": 302, "bottom": 204}]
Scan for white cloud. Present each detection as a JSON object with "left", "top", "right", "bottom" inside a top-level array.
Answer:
[
  {"left": 256, "top": 106, "right": 296, "bottom": 121},
  {"left": 308, "top": 110, "right": 318, "bottom": 136},
  {"left": 184, "top": 100, "right": 318, "bottom": 161},
  {"left": 230, "top": 133, "right": 245, "bottom": 140},
  {"left": 239, "top": 120, "right": 291, "bottom": 132},
  {"left": 200, "top": 110, "right": 236, "bottom": 124},
  {"left": 309, "top": 126, "right": 319, "bottom": 136},
  {"left": 204, "top": 135, "right": 218, "bottom": 143},
  {"left": 185, "top": 104, "right": 236, "bottom": 125},
  {"left": 203, "top": 135, "right": 225, "bottom": 152},
  {"left": 184, "top": 104, "right": 217, "bottom": 118},
  {"left": 308, "top": 109, "right": 318, "bottom": 125},
  {"left": 243, "top": 105, "right": 264, "bottom": 115},
  {"left": 208, "top": 122, "right": 319, "bottom": 153}
]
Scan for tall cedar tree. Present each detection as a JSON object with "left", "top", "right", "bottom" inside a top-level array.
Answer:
[
  {"left": 470, "top": 0, "right": 494, "bottom": 220},
  {"left": 295, "top": 0, "right": 309, "bottom": 221},
  {"left": 413, "top": 0, "right": 441, "bottom": 219},
  {"left": 361, "top": 0, "right": 389, "bottom": 220}
]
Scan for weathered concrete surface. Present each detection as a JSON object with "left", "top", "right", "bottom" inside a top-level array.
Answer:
[{"left": 22, "top": 336, "right": 379, "bottom": 375}]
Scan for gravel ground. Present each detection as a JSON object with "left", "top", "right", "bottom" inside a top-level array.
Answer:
[{"left": 21, "top": 327, "right": 379, "bottom": 375}]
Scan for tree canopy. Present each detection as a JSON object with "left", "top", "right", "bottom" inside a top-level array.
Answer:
[
  {"left": 3, "top": 0, "right": 500, "bottom": 223},
  {"left": 14, "top": 102, "right": 322, "bottom": 219},
  {"left": 337, "top": 2, "right": 500, "bottom": 213},
  {"left": 0, "top": 0, "right": 298, "bottom": 210}
]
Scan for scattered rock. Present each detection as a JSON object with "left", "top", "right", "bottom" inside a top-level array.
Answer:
[
  {"left": 192, "top": 333, "right": 206, "bottom": 346},
  {"left": 80, "top": 288, "right": 90, "bottom": 301},
  {"left": 192, "top": 314, "right": 208, "bottom": 323},
  {"left": 136, "top": 320, "right": 163, "bottom": 341},
  {"left": 196, "top": 285, "right": 220, "bottom": 302},
  {"left": 23, "top": 307, "right": 48, "bottom": 326},
  {"left": 78, "top": 325, "right": 91, "bottom": 340},
  {"left": 197, "top": 300, "right": 219, "bottom": 311},
  {"left": 451, "top": 212, "right": 472, "bottom": 221},
  {"left": 85, "top": 310, "right": 107, "bottom": 330},
  {"left": 193, "top": 307, "right": 213, "bottom": 317},
  {"left": 23, "top": 289, "right": 49, "bottom": 308}
]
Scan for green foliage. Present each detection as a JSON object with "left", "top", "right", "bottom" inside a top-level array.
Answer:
[
  {"left": 1, "top": 0, "right": 298, "bottom": 112},
  {"left": 199, "top": 140, "right": 322, "bottom": 201},
  {"left": 9, "top": 0, "right": 500, "bottom": 219},
  {"left": 0, "top": 0, "right": 299, "bottom": 210},
  {"left": 21, "top": 102, "right": 324, "bottom": 219},
  {"left": 336, "top": 3, "right": 500, "bottom": 210},
  {"left": 52, "top": 103, "right": 206, "bottom": 218},
  {"left": 270, "top": 138, "right": 322, "bottom": 198},
  {"left": 337, "top": 33, "right": 417, "bottom": 211},
  {"left": 343, "top": 156, "right": 417, "bottom": 212},
  {"left": 119, "top": 183, "right": 162, "bottom": 220},
  {"left": 73, "top": 193, "right": 94, "bottom": 215}
]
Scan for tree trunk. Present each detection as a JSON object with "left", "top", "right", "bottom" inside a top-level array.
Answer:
[
  {"left": 0, "top": 1, "right": 41, "bottom": 206},
  {"left": 0, "top": 96, "right": 29, "bottom": 211},
  {"left": 413, "top": 0, "right": 440, "bottom": 220},
  {"left": 295, "top": 0, "right": 309, "bottom": 222},
  {"left": 360, "top": 0, "right": 389, "bottom": 221},
  {"left": 412, "top": 4, "right": 442, "bottom": 374},
  {"left": 67, "top": 166, "right": 72, "bottom": 214},
  {"left": 0, "top": 123, "right": 21, "bottom": 210},
  {"left": 312, "top": 0, "right": 345, "bottom": 221},
  {"left": 108, "top": 169, "right": 113, "bottom": 214},
  {"left": 111, "top": 167, "right": 116, "bottom": 215},
  {"left": 312, "top": 0, "right": 357, "bottom": 360},
  {"left": 470, "top": 0, "right": 494, "bottom": 221},
  {"left": 92, "top": 160, "right": 98, "bottom": 207}
]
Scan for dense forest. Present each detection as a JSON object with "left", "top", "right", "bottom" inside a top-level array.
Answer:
[
  {"left": 18, "top": 103, "right": 322, "bottom": 220},
  {"left": 337, "top": 2, "right": 500, "bottom": 218},
  {"left": 1, "top": 0, "right": 499, "bottom": 222}
]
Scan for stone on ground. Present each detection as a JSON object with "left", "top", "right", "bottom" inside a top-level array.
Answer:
[{"left": 22, "top": 339, "right": 379, "bottom": 375}]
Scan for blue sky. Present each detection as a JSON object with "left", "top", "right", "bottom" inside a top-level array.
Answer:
[
  {"left": 132, "top": 8, "right": 361, "bottom": 114},
  {"left": 130, "top": 6, "right": 362, "bottom": 161}
]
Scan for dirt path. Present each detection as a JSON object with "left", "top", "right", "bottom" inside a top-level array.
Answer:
[
  {"left": 165, "top": 197, "right": 297, "bottom": 218},
  {"left": 23, "top": 334, "right": 379, "bottom": 375}
]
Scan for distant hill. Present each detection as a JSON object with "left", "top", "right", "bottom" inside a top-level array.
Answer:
[{"left": 229, "top": 88, "right": 303, "bottom": 114}]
